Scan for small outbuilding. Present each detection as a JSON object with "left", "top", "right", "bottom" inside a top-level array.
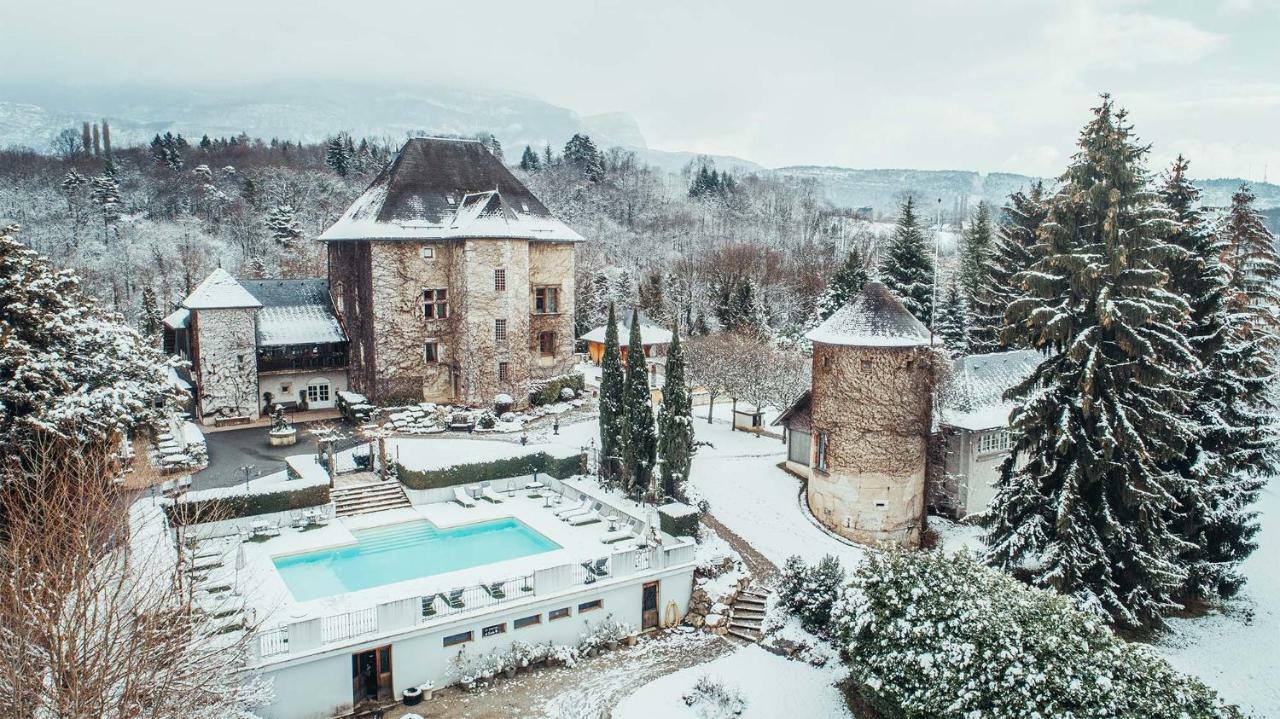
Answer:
[{"left": 580, "top": 309, "right": 673, "bottom": 385}]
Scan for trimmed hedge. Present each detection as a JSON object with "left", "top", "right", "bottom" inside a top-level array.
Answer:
[
  {"left": 164, "top": 483, "right": 330, "bottom": 526},
  {"left": 658, "top": 503, "right": 700, "bottom": 538},
  {"left": 395, "top": 452, "right": 584, "bottom": 490},
  {"left": 528, "top": 372, "right": 585, "bottom": 406}
]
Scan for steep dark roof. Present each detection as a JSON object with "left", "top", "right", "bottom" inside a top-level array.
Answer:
[
  {"left": 805, "top": 281, "right": 933, "bottom": 347},
  {"left": 772, "top": 390, "right": 811, "bottom": 431},
  {"left": 240, "top": 278, "right": 331, "bottom": 307},
  {"left": 319, "top": 138, "right": 582, "bottom": 242}
]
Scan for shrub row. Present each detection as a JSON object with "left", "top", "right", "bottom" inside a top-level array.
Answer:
[
  {"left": 164, "top": 482, "right": 331, "bottom": 525},
  {"left": 394, "top": 452, "right": 584, "bottom": 490},
  {"left": 829, "top": 551, "right": 1244, "bottom": 719},
  {"left": 528, "top": 372, "right": 585, "bottom": 406}
]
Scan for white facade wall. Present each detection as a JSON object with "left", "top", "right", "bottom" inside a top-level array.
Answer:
[
  {"left": 258, "top": 370, "right": 349, "bottom": 411},
  {"left": 252, "top": 566, "right": 694, "bottom": 719},
  {"left": 943, "top": 427, "right": 1019, "bottom": 518}
]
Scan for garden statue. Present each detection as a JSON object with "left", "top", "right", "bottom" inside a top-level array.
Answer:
[{"left": 267, "top": 404, "right": 298, "bottom": 447}]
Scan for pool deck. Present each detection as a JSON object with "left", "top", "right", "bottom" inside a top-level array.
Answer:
[{"left": 221, "top": 482, "right": 665, "bottom": 629}]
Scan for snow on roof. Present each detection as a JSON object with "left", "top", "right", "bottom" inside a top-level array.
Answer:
[
  {"left": 772, "top": 390, "right": 811, "bottom": 430},
  {"left": 805, "top": 281, "right": 932, "bottom": 347},
  {"left": 182, "top": 268, "right": 262, "bottom": 310},
  {"left": 580, "top": 310, "right": 674, "bottom": 345},
  {"left": 319, "top": 138, "right": 583, "bottom": 243},
  {"left": 162, "top": 306, "right": 190, "bottom": 330},
  {"left": 937, "top": 349, "right": 1043, "bottom": 431},
  {"left": 256, "top": 304, "right": 347, "bottom": 346}
]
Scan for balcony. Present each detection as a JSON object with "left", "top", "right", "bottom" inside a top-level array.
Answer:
[{"left": 256, "top": 344, "right": 348, "bottom": 374}]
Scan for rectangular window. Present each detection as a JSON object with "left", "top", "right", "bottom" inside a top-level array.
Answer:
[
  {"left": 481, "top": 623, "right": 506, "bottom": 638},
  {"left": 539, "top": 331, "right": 556, "bottom": 356},
  {"left": 494, "top": 319, "right": 507, "bottom": 345},
  {"left": 307, "top": 382, "right": 330, "bottom": 403},
  {"left": 498, "top": 361, "right": 509, "bottom": 382},
  {"left": 494, "top": 268, "right": 506, "bottom": 291},
  {"left": 514, "top": 614, "right": 541, "bottom": 630},
  {"left": 423, "top": 340, "right": 439, "bottom": 363},
  {"left": 419, "top": 246, "right": 436, "bottom": 261},
  {"left": 534, "top": 286, "right": 560, "bottom": 314},
  {"left": 549, "top": 607, "right": 570, "bottom": 621},
  {"left": 442, "top": 630, "right": 472, "bottom": 647},
  {"left": 815, "top": 431, "right": 829, "bottom": 472},
  {"left": 423, "top": 288, "right": 448, "bottom": 320},
  {"left": 978, "top": 430, "right": 1010, "bottom": 454},
  {"left": 577, "top": 599, "right": 603, "bottom": 613}
]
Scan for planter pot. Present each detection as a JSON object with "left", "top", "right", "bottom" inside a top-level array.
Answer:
[
  {"left": 607, "top": 639, "right": 619, "bottom": 651},
  {"left": 267, "top": 428, "right": 297, "bottom": 447},
  {"left": 402, "top": 686, "right": 423, "bottom": 706},
  {"left": 623, "top": 634, "right": 639, "bottom": 647}
]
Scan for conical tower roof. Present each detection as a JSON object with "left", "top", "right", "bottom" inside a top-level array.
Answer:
[{"left": 805, "top": 281, "right": 933, "bottom": 347}]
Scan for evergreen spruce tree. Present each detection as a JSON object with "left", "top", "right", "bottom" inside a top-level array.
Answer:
[
  {"left": 89, "top": 174, "right": 121, "bottom": 245},
  {"left": 519, "top": 145, "right": 541, "bottom": 172},
  {"left": 958, "top": 202, "right": 993, "bottom": 302},
  {"left": 934, "top": 280, "right": 968, "bottom": 353},
  {"left": 969, "top": 183, "right": 1048, "bottom": 353},
  {"left": 325, "top": 135, "right": 351, "bottom": 178},
  {"left": 598, "top": 304, "right": 626, "bottom": 480},
  {"left": 1159, "top": 157, "right": 1273, "bottom": 601},
  {"left": 657, "top": 321, "right": 694, "bottom": 499},
  {"left": 562, "top": 134, "right": 605, "bottom": 182},
  {"left": 139, "top": 286, "right": 162, "bottom": 341},
  {"left": 982, "top": 97, "right": 1196, "bottom": 629},
  {"left": 814, "top": 247, "right": 869, "bottom": 323},
  {"left": 1220, "top": 183, "right": 1280, "bottom": 339},
  {"left": 880, "top": 196, "right": 935, "bottom": 325},
  {"left": 621, "top": 309, "right": 657, "bottom": 496},
  {"left": 266, "top": 204, "right": 304, "bottom": 248},
  {"left": 542, "top": 144, "right": 554, "bottom": 167}
]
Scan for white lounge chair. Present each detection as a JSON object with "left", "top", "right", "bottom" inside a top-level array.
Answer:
[
  {"left": 600, "top": 527, "right": 636, "bottom": 544},
  {"left": 480, "top": 485, "right": 505, "bottom": 504},
  {"left": 553, "top": 497, "right": 588, "bottom": 518},
  {"left": 453, "top": 487, "right": 477, "bottom": 508},
  {"left": 560, "top": 500, "right": 599, "bottom": 521},
  {"left": 568, "top": 509, "right": 603, "bottom": 527}
]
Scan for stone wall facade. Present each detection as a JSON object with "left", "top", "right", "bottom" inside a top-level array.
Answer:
[
  {"left": 331, "top": 238, "right": 575, "bottom": 408},
  {"left": 191, "top": 307, "right": 260, "bottom": 424},
  {"left": 807, "top": 341, "right": 933, "bottom": 547}
]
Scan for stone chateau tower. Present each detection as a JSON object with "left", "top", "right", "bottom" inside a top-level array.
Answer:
[{"left": 802, "top": 281, "right": 936, "bottom": 548}]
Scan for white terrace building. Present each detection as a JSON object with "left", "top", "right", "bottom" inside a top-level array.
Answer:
[{"left": 178, "top": 461, "right": 695, "bottom": 719}]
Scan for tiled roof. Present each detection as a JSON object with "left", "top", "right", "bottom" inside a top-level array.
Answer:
[
  {"left": 937, "top": 349, "right": 1043, "bottom": 431},
  {"left": 805, "top": 281, "right": 933, "bottom": 347},
  {"left": 319, "top": 138, "right": 582, "bottom": 243}
]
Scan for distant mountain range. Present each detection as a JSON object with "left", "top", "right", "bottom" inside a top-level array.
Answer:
[{"left": 1, "top": 81, "right": 1274, "bottom": 220}]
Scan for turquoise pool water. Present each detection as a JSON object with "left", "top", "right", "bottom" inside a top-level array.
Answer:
[{"left": 273, "top": 519, "right": 560, "bottom": 601}]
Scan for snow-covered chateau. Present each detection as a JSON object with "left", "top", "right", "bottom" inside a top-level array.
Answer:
[{"left": 166, "top": 137, "right": 581, "bottom": 424}]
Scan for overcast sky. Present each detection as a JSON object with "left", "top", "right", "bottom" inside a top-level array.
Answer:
[{"left": 4, "top": 0, "right": 1278, "bottom": 179}]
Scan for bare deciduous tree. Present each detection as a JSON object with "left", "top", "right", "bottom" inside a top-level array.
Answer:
[{"left": 0, "top": 433, "right": 271, "bottom": 718}]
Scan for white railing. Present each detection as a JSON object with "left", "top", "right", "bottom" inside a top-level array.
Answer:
[
  {"left": 258, "top": 627, "right": 289, "bottom": 657},
  {"left": 322, "top": 606, "right": 377, "bottom": 643}
]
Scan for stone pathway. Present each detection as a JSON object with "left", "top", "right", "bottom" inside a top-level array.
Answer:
[{"left": 701, "top": 512, "right": 779, "bottom": 584}]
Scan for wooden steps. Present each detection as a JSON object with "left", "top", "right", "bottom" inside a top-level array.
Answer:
[
  {"left": 331, "top": 482, "right": 411, "bottom": 517},
  {"left": 727, "top": 585, "right": 772, "bottom": 643}
]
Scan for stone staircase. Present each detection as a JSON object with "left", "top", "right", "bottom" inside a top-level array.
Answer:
[
  {"left": 726, "top": 585, "right": 771, "bottom": 643},
  {"left": 331, "top": 481, "right": 411, "bottom": 517}
]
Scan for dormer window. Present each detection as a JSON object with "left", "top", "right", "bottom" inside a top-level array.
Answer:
[
  {"left": 446, "top": 194, "right": 455, "bottom": 205},
  {"left": 520, "top": 202, "right": 529, "bottom": 212}
]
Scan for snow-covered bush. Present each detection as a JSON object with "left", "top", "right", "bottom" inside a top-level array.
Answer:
[
  {"left": 681, "top": 675, "right": 746, "bottom": 718},
  {"left": 833, "top": 550, "right": 1245, "bottom": 719},
  {"left": 777, "top": 554, "right": 845, "bottom": 636},
  {"left": 477, "top": 411, "right": 497, "bottom": 430}
]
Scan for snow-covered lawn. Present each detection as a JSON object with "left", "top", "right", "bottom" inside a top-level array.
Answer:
[
  {"left": 684, "top": 417, "right": 866, "bottom": 568},
  {"left": 612, "top": 644, "right": 851, "bottom": 719},
  {"left": 1153, "top": 479, "right": 1279, "bottom": 718}
]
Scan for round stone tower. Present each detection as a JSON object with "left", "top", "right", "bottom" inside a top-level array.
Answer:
[{"left": 802, "top": 281, "right": 935, "bottom": 548}]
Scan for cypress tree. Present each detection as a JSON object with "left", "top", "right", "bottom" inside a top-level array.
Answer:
[
  {"left": 657, "top": 321, "right": 694, "bottom": 499},
  {"left": 933, "top": 280, "right": 968, "bottom": 353},
  {"left": 880, "top": 196, "right": 935, "bottom": 325},
  {"left": 621, "top": 309, "right": 657, "bottom": 497},
  {"left": 1160, "top": 157, "right": 1273, "bottom": 601},
  {"left": 969, "top": 183, "right": 1048, "bottom": 353},
  {"left": 983, "top": 96, "right": 1196, "bottom": 629},
  {"left": 598, "top": 304, "right": 625, "bottom": 480},
  {"left": 814, "top": 247, "right": 869, "bottom": 323}
]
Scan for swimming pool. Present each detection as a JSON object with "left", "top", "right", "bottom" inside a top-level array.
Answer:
[{"left": 273, "top": 518, "right": 561, "bottom": 601}]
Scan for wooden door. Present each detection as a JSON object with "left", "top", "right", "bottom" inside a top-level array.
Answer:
[
  {"left": 642, "top": 581, "right": 660, "bottom": 630},
  {"left": 376, "top": 645, "right": 393, "bottom": 700}
]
